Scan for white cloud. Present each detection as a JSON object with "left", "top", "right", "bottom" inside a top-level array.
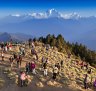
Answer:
[{"left": 11, "top": 14, "right": 21, "bottom": 17}]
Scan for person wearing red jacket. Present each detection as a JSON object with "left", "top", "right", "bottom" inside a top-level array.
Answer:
[{"left": 31, "top": 61, "right": 36, "bottom": 74}]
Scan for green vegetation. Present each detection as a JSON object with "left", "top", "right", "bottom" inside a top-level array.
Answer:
[{"left": 38, "top": 34, "right": 96, "bottom": 67}]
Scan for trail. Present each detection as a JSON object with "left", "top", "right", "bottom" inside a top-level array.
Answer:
[{"left": 0, "top": 53, "right": 74, "bottom": 91}]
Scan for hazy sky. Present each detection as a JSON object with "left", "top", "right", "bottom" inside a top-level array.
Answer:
[{"left": 0, "top": 0, "right": 96, "bottom": 17}]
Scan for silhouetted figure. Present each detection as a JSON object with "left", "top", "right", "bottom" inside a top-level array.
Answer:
[{"left": 84, "top": 74, "right": 88, "bottom": 89}]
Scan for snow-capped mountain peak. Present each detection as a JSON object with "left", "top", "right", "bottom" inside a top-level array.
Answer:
[
  {"left": 9, "top": 9, "right": 81, "bottom": 19},
  {"left": 29, "top": 13, "right": 47, "bottom": 19},
  {"left": 46, "top": 9, "right": 61, "bottom": 18},
  {"left": 62, "top": 12, "right": 81, "bottom": 19}
]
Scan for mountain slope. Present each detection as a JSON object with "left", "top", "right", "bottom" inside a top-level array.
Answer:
[
  {"left": 0, "top": 32, "right": 33, "bottom": 42},
  {"left": 0, "top": 32, "right": 11, "bottom": 42}
]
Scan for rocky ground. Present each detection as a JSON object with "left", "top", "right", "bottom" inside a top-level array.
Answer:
[{"left": 0, "top": 42, "right": 95, "bottom": 91}]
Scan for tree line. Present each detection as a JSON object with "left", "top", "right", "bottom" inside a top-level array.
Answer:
[{"left": 30, "top": 34, "right": 96, "bottom": 67}]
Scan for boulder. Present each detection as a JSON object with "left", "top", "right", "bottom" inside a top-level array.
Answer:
[{"left": 36, "top": 82, "right": 44, "bottom": 88}]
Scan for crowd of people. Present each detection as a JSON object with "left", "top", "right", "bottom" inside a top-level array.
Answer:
[{"left": 0, "top": 41, "right": 96, "bottom": 89}]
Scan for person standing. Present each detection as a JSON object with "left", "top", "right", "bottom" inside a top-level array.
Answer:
[
  {"left": 60, "top": 60, "right": 63, "bottom": 67},
  {"left": 43, "top": 63, "right": 48, "bottom": 76},
  {"left": 31, "top": 61, "right": 36, "bottom": 74},
  {"left": 26, "top": 62, "right": 29, "bottom": 74},
  {"left": 53, "top": 65, "right": 58, "bottom": 80},
  {"left": 1, "top": 51, "right": 4, "bottom": 61},
  {"left": 17, "top": 56, "right": 20, "bottom": 68},
  {"left": 9, "top": 56, "right": 14, "bottom": 69},
  {"left": 20, "top": 71, "right": 26, "bottom": 87},
  {"left": 84, "top": 74, "right": 89, "bottom": 89},
  {"left": 19, "top": 55, "right": 22, "bottom": 67}
]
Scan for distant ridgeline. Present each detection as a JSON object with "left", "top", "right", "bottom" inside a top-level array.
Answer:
[{"left": 37, "top": 34, "right": 96, "bottom": 67}]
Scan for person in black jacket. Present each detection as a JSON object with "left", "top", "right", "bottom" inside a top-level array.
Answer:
[{"left": 84, "top": 74, "right": 88, "bottom": 89}]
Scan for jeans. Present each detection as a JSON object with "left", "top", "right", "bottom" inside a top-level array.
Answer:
[{"left": 21, "top": 80, "right": 25, "bottom": 86}]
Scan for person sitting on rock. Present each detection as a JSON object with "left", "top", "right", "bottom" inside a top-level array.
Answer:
[{"left": 53, "top": 65, "right": 59, "bottom": 80}]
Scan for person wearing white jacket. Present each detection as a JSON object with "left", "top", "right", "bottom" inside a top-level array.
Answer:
[
  {"left": 53, "top": 65, "right": 58, "bottom": 80},
  {"left": 44, "top": 65, "right": 48, "bottom": 76}
]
